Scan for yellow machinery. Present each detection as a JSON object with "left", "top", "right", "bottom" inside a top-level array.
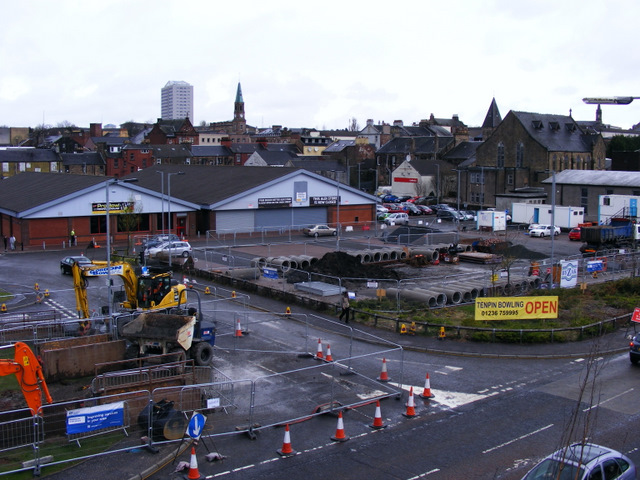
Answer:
[{"left": 72, "top": 261, "right": 187, "bottom": 319}]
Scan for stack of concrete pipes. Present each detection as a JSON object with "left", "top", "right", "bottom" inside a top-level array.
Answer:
[
  {"left": 345, "top": 248, "right": 408, "bottom": 264},
  {"left": 386, "top": 275, "right": 544, "bottom": 307},
  {"left": 250, "top": 255, "right": 319, "bottom": 272}
]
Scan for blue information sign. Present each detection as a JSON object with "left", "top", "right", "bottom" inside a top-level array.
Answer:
[{"left": 187, "top": 412, "right": 207, "bottom": 440}]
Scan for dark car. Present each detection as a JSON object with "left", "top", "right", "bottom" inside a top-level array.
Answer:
[
  {"left": 436, "top": 210, "right": 464, "bottom": 221},
  {"left": 630, "top": 333, "right": 640, "bottom": 364},
  {"left": 60, "top": 255, "right": 93, "bottom": 275}
]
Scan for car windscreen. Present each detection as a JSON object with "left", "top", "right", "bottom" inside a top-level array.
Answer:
[{"left": 524, "top": 458, "right": 585, "bottom": 480}]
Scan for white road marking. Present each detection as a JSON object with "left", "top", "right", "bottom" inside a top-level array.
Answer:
[
  {"left": 407, "top": 468, "right": 441, "bottom": 478},
  {"left": 583, "top": 388, "right": 634, "bottom": 412},
  {"left": 482, "top": 424, "right": 554, "bottom": 454}
]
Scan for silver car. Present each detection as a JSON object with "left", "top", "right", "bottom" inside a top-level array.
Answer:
[
  {"left": 146, "top": 240, "right": 192, "bottom": 258},
  {"left": 522, "top": 443, "right": 636, "bottom": 480},
  {"left": 302, "top": 224, "right": 337, "bottom": 237}
]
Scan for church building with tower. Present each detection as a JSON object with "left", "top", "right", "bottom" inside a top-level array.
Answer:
[{"left": 207, "top": 83, "right": 252, "bottom": 142}]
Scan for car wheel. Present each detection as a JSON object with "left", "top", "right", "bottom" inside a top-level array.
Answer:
[
  {"left": 314, "top": 232, "right": 319, "bottom": 238},
  {"left": 332, "top": 231, "right": 337, "bottom": 236},
  {"left": 631, "top": 355, "right": 639, "bottom": 365},
  {"left": 192, "top": 342, "right": 214, "bottom": 366},
  {"left": 61, "top": 266, "right": 66, "bottom": 275},
  {"left": 182, "top": 251, "right": 190, "bottom": 258}
]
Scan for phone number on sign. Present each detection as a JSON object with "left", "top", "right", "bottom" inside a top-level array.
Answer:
[{"left": 480, "top": 310, "right": 520, "bottom": 317}]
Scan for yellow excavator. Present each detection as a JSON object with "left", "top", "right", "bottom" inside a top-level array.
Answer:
[
  {"left": 0, "top": 342, "right": 53, "bottom": 416},
  {"left": 72, "top": 261, "right": 187, "bottom": 319}
]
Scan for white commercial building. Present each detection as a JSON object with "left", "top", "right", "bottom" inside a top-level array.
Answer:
[{"left": 161, "top": 81, "right": 194, "bottom": 120}]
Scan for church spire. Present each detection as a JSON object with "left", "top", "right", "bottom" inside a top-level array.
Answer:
[{"left": 235, "top": 82, "right": 244, "bottom": 104}]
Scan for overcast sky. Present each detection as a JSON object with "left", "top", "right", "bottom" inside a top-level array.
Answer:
[{"left": 2, "top": 0, "right": 640, "bottom": 131}]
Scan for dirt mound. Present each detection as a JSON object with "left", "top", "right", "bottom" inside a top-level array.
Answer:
[
  {"left": 502, "top": 244, "right": 547, "bottom": 260},
  {"left": 287, "top": 251, "right": 403, "bottom": 283}
]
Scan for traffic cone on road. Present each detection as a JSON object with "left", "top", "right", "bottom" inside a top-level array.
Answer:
[
  {"left": 187, "top": 446, "right": 201, "bottom": 479},
  {"left": 330, "top": 411, "right": 350, "bottom": 442},
  {"left": 234, "top": 318, "right": 243, "bottom": 337},
  {"left": 403, "top": 387, "right": 416, "bottom": 418},
  {"left": 315, "top": 338, "right": 324, "bottom": 360},
  {"left": 419, "top": 373, "right": 435, "bottom": 399},
  {"left": 325, "top": 344, "right": 334, "bottom": 362},
  {"left": 370, "top": 400, "right": 387, "bottom": 429},
  {"left": 277, "top": 424, "right": 296, "bottom": 456},
  {"left": 377, "top": 357, "right": 390, "bottom": 382}
]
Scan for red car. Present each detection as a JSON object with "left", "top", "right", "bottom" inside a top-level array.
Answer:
[
  {"left": 383, "top": 203, "right": 406, "bottom": 213},
  {"left": 568, "top": 227, "right": 581, "bottom": 241}
]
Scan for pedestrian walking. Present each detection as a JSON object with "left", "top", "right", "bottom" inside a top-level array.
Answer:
[
  {"left": 339, "top": 292, "right": 350, "bottom": 323},
  {"left": 2, "top": 235, "right": 6, "bottom": 251},
  {"left": 70, "top": 229, "right": 76, "bottom": 246},
  {"left": 9, "top": 235, "right": 16, "bottom": 251}
]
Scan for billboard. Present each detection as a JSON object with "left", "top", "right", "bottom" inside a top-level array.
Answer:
[{"left": 475, "top": 296, "right": 558, "bottom": 320}]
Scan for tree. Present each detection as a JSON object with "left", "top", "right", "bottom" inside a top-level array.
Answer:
[
  {"left": 348, "top": 117, "right": 360, "bottom": 132},
  {"left": 117, "top": 195, "right": 143, "bottom": 255}
]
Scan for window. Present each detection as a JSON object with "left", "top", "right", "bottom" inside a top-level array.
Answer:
[
  {"left": 497, "top": 143, "right": 505, "bottom": 168},
  {"left": 516, "top": 143, "right": 524, "bottom": 168},
  {"left": 581, "top": 187, "right": 589, "bottom": 214},
  {"left": 507, "top": 173, "right": 514, "bottom": 185},
  {"left": 114, "top": 159, "right": 119, "bottom": 168},
  {"left": 90, "top": 216, "right": 107, "bottom": 234}
]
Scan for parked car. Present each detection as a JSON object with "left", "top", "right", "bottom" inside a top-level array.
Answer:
[
  {"left": 459, "top": 210, "right": 475, "bottom": 221},
  {"left": 146, "top": 240, "right": 192, "bottom": 258},
  {"left": 384, "top": 212, "right": 409, "bottom": 225},
  {"left": 431, "top": 204, "right": 455, "bottom": 213},
  {"left": 521, "top": 443, "right": 636, "bottom": 480},
  {"left": 381, "top": 194, "right": 399, "bottom": 203},
  {"left": 60, "top": 255, "right": 93, "bottom": 275},
  {"left": 529, "top": 225, "right": 561, "bottom": 237},
  {"left": 436, "top": 210, "right": 464, "bottom": 221},
  {"left": 302, "top": 224, "right": 337, "bottom": 237},
  {"left": 376, "top": 204, "right": 389, "bottom": 215},
  {"left": 569, "top": 227, "right": 582, "bottom": 241},
  {"left": 629, "top": 332, "right": 640, "bottom": 364},
  {"left": 416, "top": 205, "right": 433, "bottom": 215},
  {"left": 401, "top": 202, "right": 422, "bottom": 215},
  {"left": 383, "top": 203, "right": 406, "bottom": 213}
]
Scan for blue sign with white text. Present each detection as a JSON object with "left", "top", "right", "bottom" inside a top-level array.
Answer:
[{"left": 66, "top": 402, "right": 124, "bottom": 435}]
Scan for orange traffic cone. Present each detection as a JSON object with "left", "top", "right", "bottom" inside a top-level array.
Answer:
[
  {"left": 277, "top": 424, "right": 296, "bottom": 456},
  {"left": 370, "top": 400, "right": 387, "bottom": 429},
  {"left": 187, "top": 446, "right": 201, "bottom": 479},
  {"left": 403, "top": 387, "right": 416, "bottom": 417},
  {"left": 419, "top": 373, "right": 435, "bottom": 399},
  {"left": 377, "top": 357, "right": 390, "bottom": 382},
  {"left": 325, "top": 344, "right": 334, "bottom": 362},
  {"left": 315, "top": 338, "right": 324, "bottom": 360},
  {"left": 234, "top": 318, "right": 243, "bottom": 337},
  {"left": 330, "top": 411, "right": 350, "bottom": 442}
]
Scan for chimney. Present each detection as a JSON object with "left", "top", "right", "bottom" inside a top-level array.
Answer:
[
  {"left": 393, "top": 120, "right": 403, "bottom": 127},
  {"left": 89, "top": 123, "right": 103, "bottom": 137},
  {"left": 366, "top": 119, "right": 374, "bottom": 126}
]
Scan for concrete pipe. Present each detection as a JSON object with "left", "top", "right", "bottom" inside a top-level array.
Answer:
[
  {"left": 410, "top": 248, "right": 439, "bottom": 261},
  {"left": 225, "top": 268, "right": 259, "bottom": 280},
  {"left": 361, "top": 251, "right": 372, "bottom": 263},
  {"left": 414, "top": 289, "right": 447, "bottom": 306},
  {"left": 347, "top": 251, "right": 364, "bottom": 263},
  {"left": 386, "top": 249, "right": 398, "bottom": 261},
  {"left": 441, "top": 288, "right": 463, "bottom": 304},
  {"left": 250, "top": 257, "right": 264, "bottom": 267},
  {"left": 449, "top": 283, "right": 481, "bottom": 299},
  {"left": 380, "top": 250, "right": 390, "bottom": 261},
  {"left": 287, "top": 258, "right": 299, "bottom": 270},
  {"left": 397, "top": 249, "right": 408, "bottom": 260},
  {"left": 387, "top": 288, "right": 437, "bottom": 308},
  {"left": 528, "top": 276, "right": 542, "bottom": 289},
  {"left": 297, "top": 255, "right": 313, "bottom": 270},
  {"left": 271, "top": 257, "right": 291, "bottom": 272},
  {"left": 310, "top": 256, "right": 319, "bottom": 266},
  {"left": 371, "top": 250, "right": 382, "bottom": 262},
  {"left": 264, "top": 256, "right": 278, "bottom": 268},
  {"left": 442, "top": 285, "right": 472, "bottom": 303}
]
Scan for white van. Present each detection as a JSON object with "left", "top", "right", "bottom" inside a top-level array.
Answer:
[{"left": 384, "top": 213, "right": 409, "bottom": 225}]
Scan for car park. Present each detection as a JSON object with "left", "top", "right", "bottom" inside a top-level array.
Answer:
[
  {"left": 569, "top": 227, "right": 582, "bottom": 240},
  {"left": 521, "top": 443, "right": 636, "bottom": 480},
  {"left": 302, "top": 224, "right": 337, "bottom": 237},
  {"left": 376, "top": 204, "right": 389, "bottom": 215},
  {"left": 60, "top": 255, "right": 93, "bottom": 274},
  {"left": 529, "top": 225, "right": 561, "bottom": 237},
  {"left": 146, "top": 241, "right": 192, "bottom": 258},
  {"left": 384, "top": 212, "right": 409, "bottom": 225}
]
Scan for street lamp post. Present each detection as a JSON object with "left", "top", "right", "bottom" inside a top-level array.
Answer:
[
  {"left": 156, "top": 171, "right": 165, "bottom": 235},
  {"left": 434, "top": 163, "right": 440, "bottom": 204},
  {"left": 106, "top": 178, "right": 137, "bottom": 320},
  {"left": 549, "top": 170, "right": 556, "bottom": 289},
  {"left": 455, "top": 168, "right": 461, "bottom": 212},
  {"left": 336, "top": 175, "right": 341, "bottom": 252},
  {"left": 167, "top": 171, "right": 185, "bottom": 268}
]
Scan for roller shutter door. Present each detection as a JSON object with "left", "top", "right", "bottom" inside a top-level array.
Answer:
[
  {"left": 215, "top": 210, "right": 255, "bottom": 233},
  {"left": 254, "top": 209, "right": 292, "bottom": 230},
  {"left": 293, "top": 207, "right": 327, "bottom": 227}
]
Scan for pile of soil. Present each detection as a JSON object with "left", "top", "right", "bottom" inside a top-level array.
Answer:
[
  {"left": 502, "top": 244, "right": 547, "bottom": 260},
  {"left": 286, "top": 251, "right": 403, "bottom": 283}
]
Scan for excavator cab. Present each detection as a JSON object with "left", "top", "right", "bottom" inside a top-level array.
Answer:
[{"left": 137, "top": 273, "right": 175, "bottom": 309}]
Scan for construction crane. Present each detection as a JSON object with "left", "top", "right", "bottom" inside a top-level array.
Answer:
[{"left": 0, "top": 342, "right": 53, "bottom": 416}]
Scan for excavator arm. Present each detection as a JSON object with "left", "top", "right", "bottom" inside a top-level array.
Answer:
[{"left": 0, "top": 342, "right": 53, "bottom": 416}]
